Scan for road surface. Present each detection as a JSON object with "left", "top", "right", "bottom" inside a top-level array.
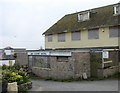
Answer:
[{"left": 29, "top": 79, "right": 119, "bottom": 91}]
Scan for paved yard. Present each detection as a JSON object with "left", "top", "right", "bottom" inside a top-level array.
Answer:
[{"left": 29, "top": 79, "right": 119, "bottom": 91}]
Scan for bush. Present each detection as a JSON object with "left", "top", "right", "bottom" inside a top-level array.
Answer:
[
  {"left": 2, "top": 64, "right": 31, "bottom": 85},
  {"left": 2, "top": 64, "right": 9, "bottom": 70},
  {"left": 2, "top": 64, "right": 32, "bottom": 93}
]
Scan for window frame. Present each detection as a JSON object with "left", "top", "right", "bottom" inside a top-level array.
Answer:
[
  {"left": 113, "top": 5, "right": 120, "bottom": 15},
  {"left": 109, "top": 26, "right": 120, "bottom": 38},
  {"left": 58, "top": 33, "right": 65, "bottom": 42},
  {"left": 47, "top": 34, "right": 53, "bottom": 42},
  {"left": 88, "top": 29, "right": 99, "bottom": 39},
  {"left": 78, "top": 11, "right": 90, "bottom": 22},
  {"left": 71, "top": 31, "right": 81, "bottom": 41}
]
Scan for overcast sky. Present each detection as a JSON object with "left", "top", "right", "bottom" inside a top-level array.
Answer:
[{"left": 0, "top": 0, "right": 119, "bottom": 50}]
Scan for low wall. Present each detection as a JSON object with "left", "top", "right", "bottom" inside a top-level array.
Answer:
[
  {"left": 103, "top": 66, "right": 119, "bottom": 77},
  {"left": 32, "top": 67, "right": 51, "bottom": 78},
  {"left": 98, "top": 66, "right": 119, "bottom": 78},
  {"left": 31, "top": 52, "right": 91, "bottom": 80},
  {"left": 50, "top": 58, "right": 75, "bottom": 79}
]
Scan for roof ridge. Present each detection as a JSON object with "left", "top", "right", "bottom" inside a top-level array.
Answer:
[
  {"left": 65, "top": 3, "right": 117, "bottom": 16},
  {"left": 43, "top": 2, "right": 119, "bottom": 35}
]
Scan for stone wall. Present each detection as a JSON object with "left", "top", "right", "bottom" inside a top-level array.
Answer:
[
  {"left": 30, "top": 56, "right": 50, "bottom": 68},
  {"left": 103, "top": 66, "right": 119, "bottom": 77},
  {"left": 49, "top": 56, "right": 75, "bottom": 79},
  {"left": 32, "top": 52, "right": 91, "bottom": 80},
  {"left": 72, "top": 52, "right": 90, "bottom": 78},
  {"left": 98, "top": 66, "right": 120, "bottom": 78},
  {"left": 14, "top": 49, "right": 28, "bottom": 65},
  {"left": 32, "top": 67, "right": 51, "bottom": 78}
]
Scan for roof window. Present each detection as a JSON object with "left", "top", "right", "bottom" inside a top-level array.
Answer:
[
  {"left": 78, "top": 11, "right": 90, "bottom": 22},
  {"left": 114, "top": 5, "right": 120, "bottom": 15}
]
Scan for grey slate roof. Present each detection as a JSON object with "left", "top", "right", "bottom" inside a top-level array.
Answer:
[{"left": 43, "top": 3, "right": 120, "bottom": 35}]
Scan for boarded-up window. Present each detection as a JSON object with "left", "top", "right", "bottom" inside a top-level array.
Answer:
[
  {"left": 48, "top": 35, "right": 52, "bottom": 42},
  {"left": 71, "top": 31, "right": 81, "bottom": 41},
  {"left": 58, "top": 33, "right": 65, "bottom": 42},
  {"left": 88, "top": 29, "right": 99, "bottom": 39},
  {"left": 109, "top": 26, "right": 120, "bottom": 38}
]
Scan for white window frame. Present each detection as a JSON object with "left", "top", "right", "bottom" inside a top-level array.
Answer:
[
  {"left": 78, "top": 11, "right": 90, "bottom": 22},
  {"left": 114, "top": 5, "right": 120, "bottom": 15}
]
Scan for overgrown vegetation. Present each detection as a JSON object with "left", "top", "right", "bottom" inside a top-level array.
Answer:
[
  {"left": 2, "top": 64, "right": 31, "bottom": 85},
  {"left": 2, "top": 64, "right": 32, "bottom": 92}
]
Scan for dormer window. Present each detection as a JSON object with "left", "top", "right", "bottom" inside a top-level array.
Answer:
[
  {"left": 114, "top": 5, "right": 120, "bottom": 15},
  {"left": 78, "top": 11, "right": 90, "bottom": 22}
]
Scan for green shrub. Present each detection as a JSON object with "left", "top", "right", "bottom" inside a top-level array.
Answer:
[
  {"left": 2, "top": 64, "right": 8, "bottom": 70},
  {"left": 2, "top": 64, "right": 31, "bottom": 85}
]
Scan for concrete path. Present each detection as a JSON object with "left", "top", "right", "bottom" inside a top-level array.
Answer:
[{"left": 29, "top": 79, "right": 119, "bottom": 91}]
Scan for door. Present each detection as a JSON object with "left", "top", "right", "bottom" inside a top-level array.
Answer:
[{"left": 90, "top": 51, "right": 102, "bottom": 78}]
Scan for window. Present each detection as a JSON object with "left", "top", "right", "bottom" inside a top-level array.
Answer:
[
  {"left": 78, "top": 11, "right": 90, "bottom": 22},
  {"left": 114, "top": 5, "right": 120, "bottom": 15},
  {"left": 57, "top": 56, "right": 69, "bottom": 62},
  {"left": 48, "top": 34, "right": 52, "bottom": 42},
  {"left": 71, "top": 31, "right": 81, "bottom": 41},
  {"left": 58, "top": 33, "right": 65, "bottom": 42},
  {"left": 109, "top": 26, "right": 120, "bottom": 38},
  {"left": 88, "top": 29, "right": 99, "bottom": 39}
]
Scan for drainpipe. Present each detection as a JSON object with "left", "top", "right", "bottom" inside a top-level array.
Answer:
[{"left": 102, "top": 50, "right": 104, "bottom": 69}]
